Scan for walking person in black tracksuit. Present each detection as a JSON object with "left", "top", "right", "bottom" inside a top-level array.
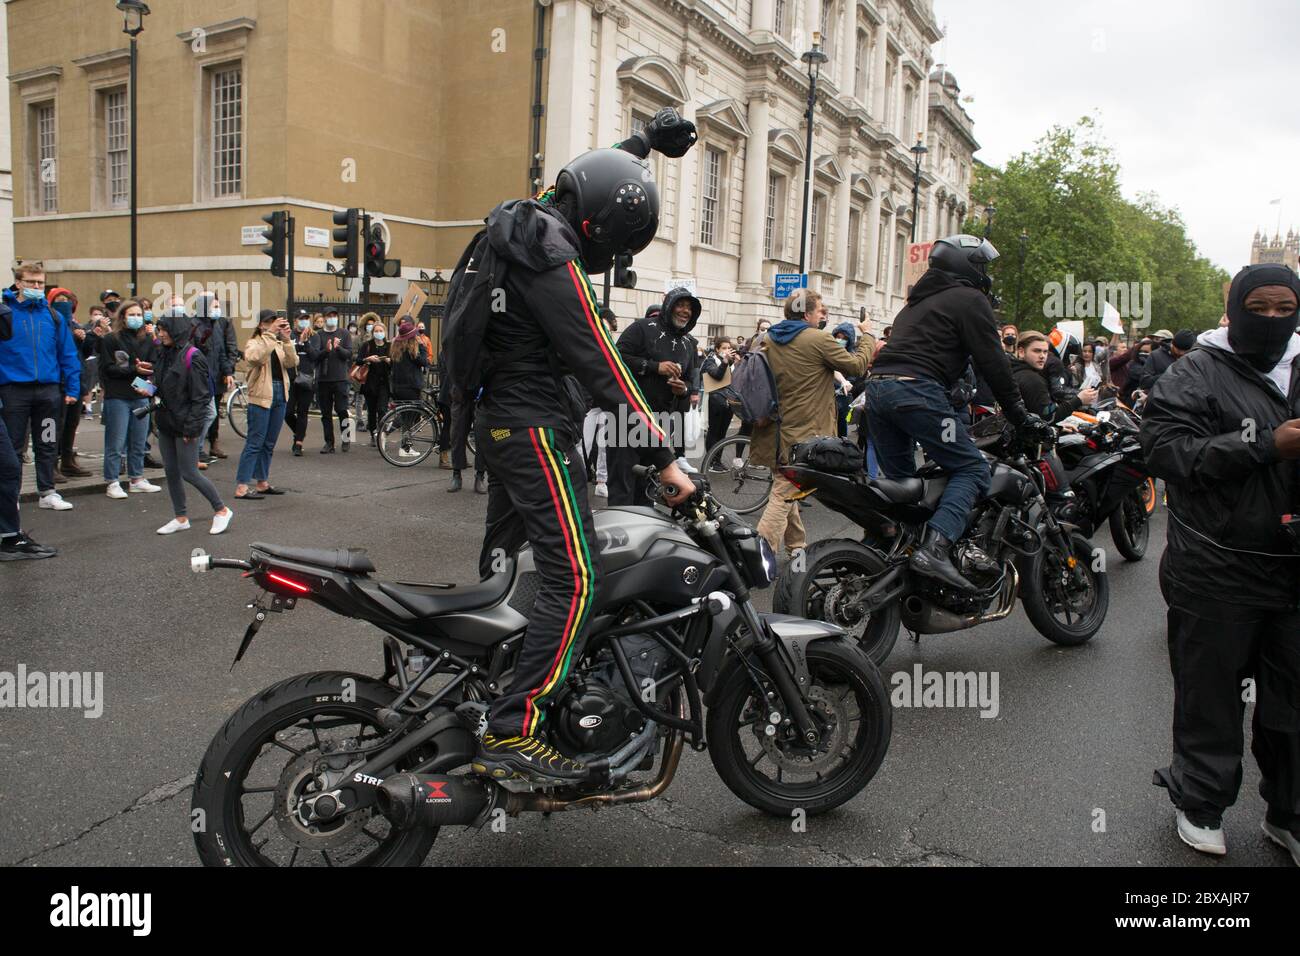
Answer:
[
  {"left": 285, "top": 312, "right": 317, "bottom": 456},
  {"left": 309, "top": 308, "right": 353, "bottom": 453},
  {"left": 607, "top": 287, "right": 701, "bottom": 506},
  {"left": 1141, "top": 264, "right": 1300, "bottom": 864},
  {"left": 464, "top": 115, "right": 698, "bottom": 784}
]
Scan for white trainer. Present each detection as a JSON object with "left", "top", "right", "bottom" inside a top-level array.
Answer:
[
  {"left": 1176, "top": 810, "right": 1227, "bottom": 856},
  {"left": 39, "top": 492, "right": 73, "bottom": 511},
  {"left": 106, "top": 483, "right": 129, "bottom": 500},
  {"left": 593, "top": 482, "right": 609, "bottom": 498},
  {"left": 210, "top": 508, "right": 233, "bottom": 536},
  {"left": 1261, "top": 820, "right": 1300, "bottom": 866},
  {"left": 156, "top": 519, "right": 192, "bottom": 535},
  {"left": 129, "top": 478, "right": 162, "bottom": 494}
]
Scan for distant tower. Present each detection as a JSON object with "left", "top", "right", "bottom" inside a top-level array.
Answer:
[{"left": 1251, "top": 227, "right": 1299, "bottom": 271}]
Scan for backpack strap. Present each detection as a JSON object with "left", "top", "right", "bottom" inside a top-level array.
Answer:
[{"left": 184, "top": 346, "right": 199, "bottom": 370}]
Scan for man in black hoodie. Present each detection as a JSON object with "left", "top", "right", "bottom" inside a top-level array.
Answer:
[
  {"left": 868, "top": 235, "right": 1047, "bottom": 590},
  {"left": 607, "top": 287, "right": 700, "bottom": 505},
  {"left": 1141, "top": 265, "right": 1300, "bottom": 863},
  {"left": 308, "top": 307, "right": 353, "bottom": 453},
  {"left": 463, "top": 114, "right": 698, "bottom": 784}
]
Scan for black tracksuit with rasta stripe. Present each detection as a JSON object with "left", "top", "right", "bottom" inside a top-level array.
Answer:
[{"left": 475, "top": 197, "right": 674, "bottom": 737}]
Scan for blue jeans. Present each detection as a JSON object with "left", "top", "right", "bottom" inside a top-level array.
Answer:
[
  {"left": 865, "top": 439, "right": 879, "bottom": 479},
  {"left": 865, "top": 377, "right": 990, "bottom": 542},
  {"left": 102, "top": 397, "right": 150, "bottom": 482},
  {"left": 237, "top": 382, "right": 286, "bottom": 485}
]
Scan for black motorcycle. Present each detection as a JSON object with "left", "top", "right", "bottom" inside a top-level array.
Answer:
[
  {"left": 189, "top": 470, "right": 891, "bottom": 867},
  {"left": 772, "top": 421, "right": 1109, "bottom": 665},
  {"left": 1051, "top": 402, "right": 1150, "bottom": 561}
]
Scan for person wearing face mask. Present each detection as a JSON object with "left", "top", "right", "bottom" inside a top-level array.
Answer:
[
  {"left": 98, "top": 298, "right": 162, "bottom": 499},
  {"left": 46, "top": 287, "right": 93, "bottom": 479},
  {"left": 0, "top": 262, "right": 81, "bottom": 513},
  {"left": 284, "top": 311, "right": 318, "bottom": 456},
  {"left": 702, "top": 335, "right": 738, "bottom": 455},
  {"left": 607, "top": 287, "right": 701, "bottom": 506},
  {"left": 1140, "top": 263, "right": 1300, "bottom": 865},
  {"left": 308, "top": 307, "right": 353, "bottom": 453},
  {"left": 356, "top": 316, "right": 391, "bottom": 445},
  {"left": 190, "top": 293, "right": 238, "bottom": 461},
  {"left": 152, "top": 313, "right": 232, "bottom": 536}
]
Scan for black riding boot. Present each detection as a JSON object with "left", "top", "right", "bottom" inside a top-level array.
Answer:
[{"left": 910, "top": 526, "right": 977, "bottom": 592}]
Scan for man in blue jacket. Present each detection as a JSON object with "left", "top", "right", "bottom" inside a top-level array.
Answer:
[{"left": 0, "top": 262, "right": 81, "bottom": 512}]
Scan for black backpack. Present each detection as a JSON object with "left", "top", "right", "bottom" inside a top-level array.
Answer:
[{"left": 440, "top": 227, "right": 510, "bottom": 404}]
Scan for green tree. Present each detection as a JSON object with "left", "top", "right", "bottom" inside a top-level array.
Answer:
[{"left": 966, "top": 116, "right": 1228, "bottom": 340}]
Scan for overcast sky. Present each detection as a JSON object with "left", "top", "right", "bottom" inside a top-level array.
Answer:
[{"left": 931, "top": 0, "right": 1300, "bottom": 273}]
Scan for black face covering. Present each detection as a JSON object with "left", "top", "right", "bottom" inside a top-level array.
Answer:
[{"left": 1226, "top": 264, "right": 1300, "bottom": 372}]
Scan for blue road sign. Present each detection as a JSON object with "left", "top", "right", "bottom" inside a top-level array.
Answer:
[{"left": 773, "top": 273, "right": 807, "bottom": 300}]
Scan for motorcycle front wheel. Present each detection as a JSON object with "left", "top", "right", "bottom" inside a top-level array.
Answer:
[
  {"left": 192, "top": 671, "right": 440, "bottom": 867},
  {"left": 1019, "top": 532, "right": 1109, "bottom": 646},
  {"left": 706, "top": 638, "right": 891, "bottom": 817},
  {"left": 1108, "top": 488, "right": 1149, "bottom": 561}
]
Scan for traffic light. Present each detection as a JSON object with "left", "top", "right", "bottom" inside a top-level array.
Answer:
[
  {"left": 261, "top": 210, "right": 287, "bottom": 278},
  {"left": 365, "top": 222, "right": 402, "bottom": 278},
  {"left": 332, "top": 208, "right": 361, "bottom": 277},
  {"left": 613, "top": 253, "right": 637, "bottom": 289}
]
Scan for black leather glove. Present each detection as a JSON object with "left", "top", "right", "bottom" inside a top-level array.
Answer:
[
  {"left": 1018, "top": 413, "right": 1056, "bottom": 444},
  {"left": 644, "top": 107, "right": 698, "bottom": 158},
  {"left": 1001, "top": 400, "right": 1031, "bottom": 426}
]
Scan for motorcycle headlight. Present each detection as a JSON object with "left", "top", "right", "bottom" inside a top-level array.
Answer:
[{"left": 726, "top": 523, "right": 777, "bottom": 589}]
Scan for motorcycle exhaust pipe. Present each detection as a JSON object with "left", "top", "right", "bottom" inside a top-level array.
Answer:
[{"left": 376, "top": 773, "right": 497, "bottom": 830}]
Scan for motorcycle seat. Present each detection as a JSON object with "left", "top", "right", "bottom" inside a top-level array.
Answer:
[
  {"left": 378, "top": 572, "right": 513, "bottom": 618},
  {"left": 869, "top": 477, "right": 925, "bottom": 504},
  {"left": 253, "top": 542, "right": 377, "bottom": 574}
]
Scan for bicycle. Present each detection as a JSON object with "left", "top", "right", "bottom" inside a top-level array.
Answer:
[
  {"left": 376, "top": 393, "right": 476, "bottom": 467},
  {"left": 697, "top": 433, "right": 772, "bottom": 516},
  {"left": 224, "top": 380, "right": 250, "bottom": 439}
]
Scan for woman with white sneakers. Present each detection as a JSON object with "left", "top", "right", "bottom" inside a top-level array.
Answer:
[
  {"left": 99, "top": 298, "right": 162, "bottom": 500},
  {"left": 152, "top": 313, "right": 232, "bottom": 536}
]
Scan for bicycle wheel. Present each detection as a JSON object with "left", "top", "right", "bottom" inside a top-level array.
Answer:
[
  {"left": 699, "top": 435, "right": 772, "bottom": 516},
  {"left": 226, "top": 386, "right": 249, "bottom": 439},
  {"left": 377, "top": 405, "right": 438, "bottom": 467}
]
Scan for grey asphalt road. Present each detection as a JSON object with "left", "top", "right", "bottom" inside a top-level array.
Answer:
[{"left": 0, "top": 425, "right": 1289, "bottom": 868}]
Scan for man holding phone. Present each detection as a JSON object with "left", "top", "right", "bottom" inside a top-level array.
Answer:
[{"left": 308, "top": 307, "right": 353, "bottom": 453}]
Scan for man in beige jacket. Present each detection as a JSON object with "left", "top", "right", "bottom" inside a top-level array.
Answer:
[{"left": 750, "top": 289, "right": 874, "bottom": 555}]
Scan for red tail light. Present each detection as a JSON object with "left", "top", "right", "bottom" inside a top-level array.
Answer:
[
  {"left": 779, "top": 467, "right": 804, "bottom": 489},
  {"left": 1035, "top": 459, "right": 1059, "bottom": 492},
  {"left": 267, "top": 572, "right": 311, "bottom": 594}
]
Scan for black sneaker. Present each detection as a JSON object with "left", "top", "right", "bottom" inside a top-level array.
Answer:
[
  {"left": 341, "top": 441, "right": 351, "bottom": 453},
  {"left": 471, "top": 734, "right": 587, "bottom": 783},
  {"left": 0, "top": 533, "right": 58, "bottom": 561},
  {"left": 320, "top": 444, "right": 336, "bottom": 455},
  {"left": 292, "top": 444, "right": 303, "bottom": 457}
]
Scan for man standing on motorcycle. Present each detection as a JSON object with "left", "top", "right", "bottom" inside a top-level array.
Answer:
[
  {"left": 467, "top": 112, "right": 697, "bottom": 784},
  {"left": 1141, "top": 264, "right": 1300, "bottom": 864},
  {"left": 866, "top": 235, "right": 1050, "bottom": 592}
]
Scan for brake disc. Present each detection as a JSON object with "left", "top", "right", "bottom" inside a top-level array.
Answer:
[
  {"left": 821, "top": 579, "right": 868, "bottom": 633},
  {"left": 758, "top": 686, "right": 850, "bottom": 775},
  {"left": 272, "top": 753, "right": 373, "bottom": 852}
]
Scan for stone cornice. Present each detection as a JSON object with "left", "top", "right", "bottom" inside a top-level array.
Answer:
[
  {"left": 8, "top": 64, "right": 63, "bottom": 85},
  {"left": 71, "top": 49, "right": 132, "bottom": 71},
  {"left": 175, "top": 17, "right": 256, "bottom": 45}
]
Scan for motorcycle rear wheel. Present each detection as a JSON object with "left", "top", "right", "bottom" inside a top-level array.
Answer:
[
  {"left": 772, "top": 539, "right": 902, "bottom": 665},
  {"left": 192, "top": 671, "right": 440, "bottom": 867},
  {"left": 706, "top": 638, "right": 891, "bottom": 817},
  {"left": 1108, "top": 489, "right": 1149, "bottom": 561}
]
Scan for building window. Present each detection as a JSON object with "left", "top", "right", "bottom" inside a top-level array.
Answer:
[
  {"left": 774, "top": 0, "right": 787, "bottom": 37},
  {"left": 765, "top": 172, "right": 786, "bottom": 260},
  {"left": 884, "top": 61, "right": 896, "bottom": 130},
  {"left": 820, "top": 2, "right": 835, "bottom": 54},
  {"left": 707, "top": 323, "right": 724, "bottom": 342},
  {"left": 105, "top": 88, "right": 129, "bottom": 209},
  {"left": 210, "top": 65, "right": 243, "bottom": 197},
  {"left": 855, "top": 30, "right": 868, "bottom": 100},
  {"left": 903, "top": 85, "right": 915, "bottom": 140},
  {"left": 894, "top": 232, "right": 907, "bottom": 292},
  {"left": 34, "top": 102, "right": 58, "bottom": 213},
  {"left": 876, "top": 221, "right": 888, "bottom": 284},
  {"left": 847, "top": 208, "right": 862, "bottom": 280},
  {"left": 699, "top": 146, "right": 724, "bottom": 247},
  {"left": 811, "top": 192, "right": 828, "bottom": 271}
]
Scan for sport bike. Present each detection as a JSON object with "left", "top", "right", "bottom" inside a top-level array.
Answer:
[
  {"left": 772, "top": 419, "right": 1109, "bottom": 665},
  {"left": 189, "top": 470, "right": 891, "bottom": 867}
]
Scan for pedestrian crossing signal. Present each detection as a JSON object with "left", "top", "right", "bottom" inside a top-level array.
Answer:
[{"left": 261, "top": 210, "right": 287, "bottom": 278}]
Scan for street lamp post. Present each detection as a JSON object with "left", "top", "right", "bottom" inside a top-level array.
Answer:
[
  {"left": 798, "top": 33, "right": 828, "bottom": 278},
  {"left": 983, "top": 204, "right": 997, "bottom": 240},
  {"left": 117, "top": 1, "right": 150, "bottom": 297},
  {"left": 1014, "top": 229, "right": 1029, "bottom": 323},
  {"left": 909, "top": 134, "right": 928, "bottom": 243}
]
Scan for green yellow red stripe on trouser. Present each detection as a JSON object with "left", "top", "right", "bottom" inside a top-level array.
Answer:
[{"left": 481, "top": 424, "right": 601, "bottom": 737}]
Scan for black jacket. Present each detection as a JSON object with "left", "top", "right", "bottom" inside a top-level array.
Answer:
[
  {"left": 871, "top": 269, "right": 1022, "bottom": 413},
  {"left": 308, "top": 329, "right": 354, "bottom": 382},
  {"left": 389, "top": 345, "right": 429, "bottom": 400},
  {"left": 1043, "top": 350, "right": 1076, "bottom": 407},
  {"left": 616, "top": 288, "right": 701, "bottom": 415},
  {"left": 1140, "top": 344, "right": 1300, "bottom": 609},
  {"left": 476, "top": 198, "right": 676, "bottom": 469},
  {"left": 357, "top": 339, "right": 391, "bottom": 394},
  {"left": 291, "top": 331, "right": 317, "bottom": 387},
  {"left": 1138, "top": 344, "right": 1176, "bottom": 393},
  {"left": 1010, "top": 356, "right": 1081, "bottom": 423},
  {"left": 189, "top": 313, "right": 238, "bottom": 382},
  {"left": 97, "top": 330, "right": 158, "bottom": 401},
  {"left": 154, "top": 316, "right": 212, "bottom": 439}
]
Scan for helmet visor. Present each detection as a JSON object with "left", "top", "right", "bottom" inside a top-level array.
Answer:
[{"left": 969, "top": 237, "right": 1000, "bottom": 265}]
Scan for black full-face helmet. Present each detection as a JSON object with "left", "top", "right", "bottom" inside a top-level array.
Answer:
[
  {"left": 929, "top": 234, "right": 1000, "bottom": 293},
  {"left": 553, "top": 148, "right": 660, "bottom": 274}
]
